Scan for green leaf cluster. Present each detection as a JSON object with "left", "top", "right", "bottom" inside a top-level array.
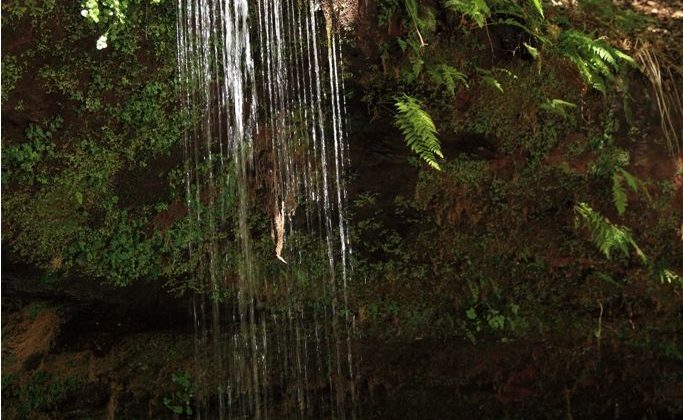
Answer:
[
  {"left": 163, "top": 371, "right": 196, "bottom": 416},
  {"left": 575, "top": 202, "right": 645, "bottom": 262},
  {"left": 611, "top": 168, "right": 639, "bottom": 216},
  {"left": 80, "top": 0, "right": 163, "bottom": 49},
  {"left": 444, "top": 0, "right": 491, "bottom": 27},
  {"left": 394, "top": 94, "right": 443, "bottom": 170},
  {"left": 558, "top": 30, "right": 634, "bottom": 93},
  {"left": 427, "top": 64, "right": 469, "bottom": 96}
]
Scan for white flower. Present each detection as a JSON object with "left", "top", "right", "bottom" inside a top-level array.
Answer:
[
  {"left": 96, "top": 34, "right": 108, "bottom": 50},
  {"left": 80, "top": 9, "right": 89, "bottom": 17}
]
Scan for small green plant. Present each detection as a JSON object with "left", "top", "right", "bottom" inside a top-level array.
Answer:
[
  {"left": 1, "top": 55, "right": 23, "bottom": 103},
  {"left": 575, "top": 202, "right": 646, "bottom": 262},
  {"left": 3, "top": 117, "right": 62, "bottom": 185},
  {"left": 611, "top": 168, "right": 639, "bottom": 216},
  {"left": 394, "top": 94, "right": 443, "bottom": 170},
  {"left": 445, "top": 0, "right": 546, "bottom": 43},
  {"left": 463, "top": 302, "right": 524, "bottom": 343},
  {"left": 1, "top": 0, "right": 58, "bottom": 25},
  {"left": 476, "top": 68, "right": 509, "bottom": 93},
  {"left": 26, "top": 302, "right": 47, "bottom": 320},
  {"left": 2, "top": 372, "right": 83, "bottom": 417},
  {"left": 70, "top": 207, "right": 159, "bottom": 286},
  {"left": 403, "top": 0, "right": 435, "bottom": 47},
  {"left": 80, "top": 0, "right": 163, "bottom": 49},
  {"left": 444, "top": 0, "right": 491, "bottom": 28},
  {"left": 579, "top": 0, "right": 652, "bottom": 36},
  {"left": 427, "top": 64, "right": 468, "bottom": 96},
  {"left": 657, "top": 267, "right": 682, "bottom": 285},
  {"left": 540, "top": 98, "right": 576, "bottom": 119},
  {"left": 557, "top": 30, "right": 634, "bottom": 93},
  {"left": 163, "top": 370, "right": 196, "bottom": 416}
]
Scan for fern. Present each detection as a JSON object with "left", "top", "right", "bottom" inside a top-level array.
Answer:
[
  {"left": 611, "top": 168, "right": 640, "bottom": 215},
  {"left": 529, "top": 0, "right": 543, "bottom": 18},
  {"left": 444, "top": 0, "right": 491, "bottom": 28},
  {"left": 657, "top": 268, "right": 682, "bottom": 285},
  {"left": 427, "top": 64, "right": 468, "bottom": 96},
  {"left": 611, "top": 174, "right": 628, "bottom": 216},
  {"left": 378, "top": 0, "right": 401, "bottom": 25},
  {"left": 394, "top": 94, "right": 443, "bottom": 170},
  {"left": 540, "top": 98, "right": 576, "bottom": 118},
  {"left": 575, "top": 202, "right": 646, "bottom": 262},
  {"left": 524, "top": 42, "right": 540, "bottom": 59},
  {"left": 477, "top": 68, "right": 504, "bottom": 93},
  {"left": 558, "top": 30, "right": 635, "bottom": 93},
  {"left": 576, "top": 203, "right": 682, "bottom": 286}
]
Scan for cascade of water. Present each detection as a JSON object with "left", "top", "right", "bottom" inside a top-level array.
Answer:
[{"left": 177, "top": 0, "right": 356, "bottom": 417}]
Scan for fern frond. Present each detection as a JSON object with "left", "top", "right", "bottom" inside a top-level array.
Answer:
[
  {"left": 558, "top": 30, "right": 634, "bottom": 93},
  {"left": 475, "top": 68, "right": 505, "bottom": 93},
  {"left": 395, "top": 94, "right": 443, "bottom": 170},
  {"left": 482, "top": 75, "right": 503, "bottom": 93},
  {"left": 444, "top": 0, "right": 491, "bottom": 28},
  {"left": 657, "top": 268, "right": 682, "bottom": 285},
  {"left": 611, "top": 168, "right": 640, "bottom": 215},
  {"left": 619, "top": 168, "right": 639, "bottom": 191},
  {"left": 612, "top": 173, "right": 628, "bottom": 215},
  {"left": 529, "top": 0, "right": 544, "bottom": 18},
  {"left": 524, "top": 42, "right": 539, "bottom": 59},
  {"left": 540, "top": 98, "right": 576, "bottom": 118},
  {"left": 575, "top": 202, "right": 647, "bottom": 262},
  {"left": 427, "top": 64, "right": 468, "bottom": 96}
]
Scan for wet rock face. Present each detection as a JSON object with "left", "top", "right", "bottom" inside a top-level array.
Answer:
[
  {"left": 1, "top": 261, "right": 192, "bottom": 338},
  {"left": 322, "top": 0, "right": 360, "bottom": 30}
]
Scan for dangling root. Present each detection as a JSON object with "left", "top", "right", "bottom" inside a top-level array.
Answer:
[
  {"left": 274, "top": 201, "right": 287, "bottom": 264},
  {"left": 636, "top": 44, "right": 682, "bottom": 158}
]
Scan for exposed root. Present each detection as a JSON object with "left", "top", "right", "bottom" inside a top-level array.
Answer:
[
  {"left": 636, "top": 44, "right": 682, "bottom": 158},
  {"left": 274, "top": 201, "right": 287, "bottom": 264}
]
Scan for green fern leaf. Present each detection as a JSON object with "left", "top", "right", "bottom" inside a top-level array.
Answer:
[
  {"left": 612, "top": 173, "right": 627, "bottom": 215},
  {"left": 618, "top": 168, "right": 639, "bottom": 192},
  {"left": 657, "top": 268, "right": 682, "bottom": 285},
  {"left": 540, "top": 98, "right": 576, "bottom": 118},
  {"left": 575, "top": 202, "right": 647, "bottom": 263},
  {"left": 524, "top": 42, "right": 539, "bottom": 59},
  {"left": 529, "top": 0, "right": 544, "bottom": 18},
  {"left": 427, "top": 64, "right": 468, "bottom": 96},
  {"left": 395, "top": 94, "right": 443, "bottom": 170},
  {"left": 558, "top": 30, "right": 633, "bottom": 93},
  {"left": 482, "top": 75, "right": 503, "bottom": 93},
  {"left": 612, "top": 169, "right": 640, "bottom": 215},
  {"left": 444, "top": 0, "right": 490, "bottom": 28},
  {"left": 613, "top": 49, "right": 635, "bottom": 64}
]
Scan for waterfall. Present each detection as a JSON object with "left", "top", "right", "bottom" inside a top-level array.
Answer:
[{"left": 176, "top": 0, "right": 356, "bottom": 417}]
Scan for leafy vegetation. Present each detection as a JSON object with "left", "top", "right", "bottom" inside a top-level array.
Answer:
[
  {"left": 611, "top": 168, "right": 639, "bottom": 216},
  {"left": 557, "top": 29, "right": 635, "bottom": 93},
  {"left": 3, "top": 117, "right": 61, "bottom": 185},
  {"left": 2, "top": 372, "right": 84, "bottom": 417},
  {"left": 1, "top": 55, "right": 23, "bottom": 103},
  {"left": 575, "top": 202, "right": 646, "bottom": 262},
  {"left": 444, "top": 0, "right": 490, "bottom": 28},
  {"left": 80, "top": 0, "right": 163, "bottom": 49},
  {"left": 2, "top": 0, "right": 186, "bottom": 286},
  {"left": 394, "top": 95, "right": 443, "bottom": 170},
  {"left": 2, "top": 0, "right": 682, "bottom": 416},
  {"left": 163, "top": 371, "right": 196, "bottom": 416}
]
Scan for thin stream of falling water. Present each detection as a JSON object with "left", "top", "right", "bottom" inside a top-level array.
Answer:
[
  {"left": 177, "top": 0, "right": 357, "bottom": 417},
  {"left": 330, "top": 30, "right": 356, "bottom": 407}
]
